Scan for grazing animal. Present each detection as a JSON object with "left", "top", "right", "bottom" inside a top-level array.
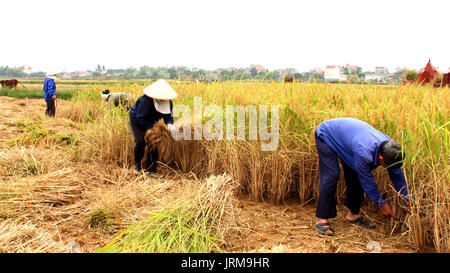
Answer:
[
  {"left": 442, "top": 73, "right": 450, "bottom": 87},
  {"left": 284, "top": 77, "right": 293, "bottom": 83},
  {"left": 0, "top": 79, "right": 19, "bottom": 89}
]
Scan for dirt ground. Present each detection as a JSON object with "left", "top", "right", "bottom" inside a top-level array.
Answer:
[{"left": 0, "top": 96, "right": 417, "bottom": 253}]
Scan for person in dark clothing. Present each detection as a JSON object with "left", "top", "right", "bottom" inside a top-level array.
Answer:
[
  {"left": 314, "top": 118, "right": 410, "bottom": 236},
  {"left": 43, "top": 72, "right": 57, "bottom": 117},
  {"left": 129, "top": 79, "right": 177, "bottom": 173},
  {"left": 45, "top": 100, "right": 56, "bottom": 117}
]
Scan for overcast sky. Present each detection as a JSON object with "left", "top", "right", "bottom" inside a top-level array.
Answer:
[{"left": 1, "top": 0, "right": 449, "bottom": 73}]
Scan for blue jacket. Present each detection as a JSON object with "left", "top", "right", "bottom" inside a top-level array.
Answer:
[
  {"left": 43, "top": 78, "right": 56, "bottom": 101},
  {"left": 129, "top": 95, "right": 173, "bottom": 131},
  {"left": 316, "top": 118, "right": 409, "bottom": 205}
]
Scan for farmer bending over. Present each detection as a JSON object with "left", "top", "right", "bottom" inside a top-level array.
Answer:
[
  {"left": 129, "top": 80, "right": 177, "bottom": 173},
  {"left": 101, "top": 89, "right": 133, "bottom": 109},
  {"left": 314, "top": 118, "right": 409, "bottom": 236}
]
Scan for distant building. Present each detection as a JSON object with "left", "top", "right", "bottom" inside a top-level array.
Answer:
[
  {"left": 364, "top": 67, "right": 390, "bottom": 83},
  {"left": 18, "top": 66, "right": 32, "bottom": 75},
  {"left": 310, "top": 67, "right": 324, "bottom": 75},
  {"left": 76, "top": 71, "right": 88, "bottom": 78},
  {"left": 364, "top": 73, "right": 382, "bottom": 82},
  {"left": 250, "top": 64, "right": 268, "bottom": 73},
  {"left": 69, "top": 71, "right": 88, "bottom": 78},
  {"left": 375, "top": 67, "right": 389, "bottom": 76},
  {"left": 324, "top": 65, "right": 346, "bottom": 81},
  {"left": 346, "top": 65, "right": 360, "bottom": 74},
  {"left": 227, "top": 66, "right": 237, "bottom": 71},
  {"left": 338, "top": 74, "right": 348, "bottom": 81},
  {"left": 275, "top": 68, "right": 297, "bottom": 75},
  {"left": 61, "top": 72, "right": 71, "bottom": 79}
]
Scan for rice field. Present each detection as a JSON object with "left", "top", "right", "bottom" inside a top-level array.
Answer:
[{"left": 0, "top": 79, "right": 448, "bottom": 253}]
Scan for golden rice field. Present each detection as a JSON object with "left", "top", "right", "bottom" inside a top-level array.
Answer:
[{"left": 0, "top": 80, "right": 448, "bottom": 253}]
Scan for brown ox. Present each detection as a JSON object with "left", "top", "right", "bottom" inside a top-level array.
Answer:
[
  {"left": 0, "top": 79, "right": 19, "bottom": 89},
  {"left": 284, "top": 77, "right": 293, "bottom": 83},
  {"left": 442, "top": 73, "right": 450, "bottom": 87}
]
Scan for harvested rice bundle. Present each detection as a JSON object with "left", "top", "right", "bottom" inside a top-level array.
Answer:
[
  {"left": 144, "top": 119, "right": 171, "bottom": 149},
  {"left": 144, "top": 119, "right": 173, "bottom": 163},
  {"left": 97, "top": 173, "right": 238, "bottom": 253},
  {"left": 144, "top": 118, "right": 206, "bottom": 173}
]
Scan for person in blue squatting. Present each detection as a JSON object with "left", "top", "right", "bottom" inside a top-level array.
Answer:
[
  {"left": 129, "top": 79, "right": 177, "bottom": 173},
  {"left": 313, "top": 117, "right": 410, "bottom": 236},
  {"left": 43, "top": 72, "right": 57, "bottom": 117}
]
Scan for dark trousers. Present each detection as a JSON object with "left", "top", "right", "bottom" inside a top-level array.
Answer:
[
  {"left": 315, "top": 131, "right": 365, "bottom": 219},
  {"left": 45, "top": 99, "right": 55, "bottom": 117},
  {"left": 130, "top": 118, "right": 158, "bottom": 172}
]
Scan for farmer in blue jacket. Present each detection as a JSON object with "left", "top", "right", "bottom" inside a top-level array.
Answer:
[
  {"left": 314, "top": 118, "right": 409, "bottom": 236},
  {"left": 129, "top": 79, "right": 177, "bottom": 173},
  {"left": 43, "top": 72, "right": 57, "bottom": 117}
]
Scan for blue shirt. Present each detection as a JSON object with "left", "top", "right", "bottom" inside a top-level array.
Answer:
[
  {"left": 316, "top": 118, "right": 409, "bottom": 205},
  {"left": 129, "top": 95, "right": 173, "bottom": 131},
  {"left": 43, "top": 78, "right": 56, "bottom": 101}
]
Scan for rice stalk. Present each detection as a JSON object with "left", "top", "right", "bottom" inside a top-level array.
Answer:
[
  {"left": 96, "top": 173, "right": 238, "bottom": 253},
  {"left": 0, "top": 220, "right": 67, "bottom": 253},
  {"left": 63, "top": 81, "right": 448, "bottom": 252}
]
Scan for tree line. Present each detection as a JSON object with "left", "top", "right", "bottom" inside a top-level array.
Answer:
[
  {"left": 91, "top": 64, "right": 325, "bottom": 81},
  {"left": 1, "top": 64, "right": 410, "bottom": 83},
  {"left": 0, "top": 66, "right": 46, "bottom": 78}
]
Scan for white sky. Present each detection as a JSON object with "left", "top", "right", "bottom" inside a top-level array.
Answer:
[{"left": 1, "top": 0, "right": 449, "bottom": 73}]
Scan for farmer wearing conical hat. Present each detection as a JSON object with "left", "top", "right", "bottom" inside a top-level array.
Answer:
[
  {"left": 43, "top": 72, "right": 57, "bottom": 117},
  {"left": 129, "top": 79, "right": 177, "bottom": 173},
  {"left": 313, "top": 118, "right": 410, "bottom": 236}
]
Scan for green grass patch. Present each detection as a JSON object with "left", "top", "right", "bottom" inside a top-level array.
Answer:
[
  {"left": 88, "top": 208, "right": 118, "bottom": 230},
  {"left": 5, "top": 119, "right": 78, "bottom": 147},
  {"left": 0, "top": 87, "right": 74, "bottom": 99},
  {"left": 0, "top": 159, "right": 46, "bottom": 176},
  {"left": 96, "top": 201, "right": 222, "bottom": 253},
  {"left": 0, "top": 149, "right": 47, "bottom": 177}
]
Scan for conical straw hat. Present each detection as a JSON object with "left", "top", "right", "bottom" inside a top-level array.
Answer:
[
  {"left": 143, "top": 79, "right": 178, "bottom": 100},
  {"left": 46, "top": 72, "right": 58, "bottom": 77}
]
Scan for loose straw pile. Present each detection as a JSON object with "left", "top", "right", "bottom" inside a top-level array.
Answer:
[{"left": 0, "top": 220, "right": 67, "bottom": 253}]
